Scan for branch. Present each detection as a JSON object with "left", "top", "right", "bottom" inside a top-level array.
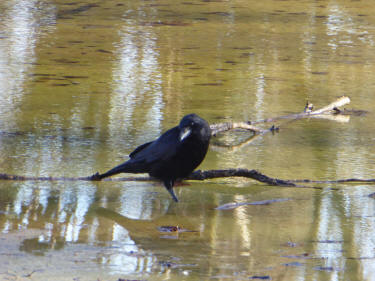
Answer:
[
  {"left": 187, "top": 169, "right": 294, "bottom": 186},
  {"left": 253, "top": 96, "right": 351, "bottom": 124},
  {"left": 310, "top": 96, "right": 351, "bottom": 114},
  {"left": 210, "top": 96, "right": 352, "bottom": 135},
  {"left": 2, "top": 169, "right": 374, "bottom": 189},
  {"left": 0, "top": 170, "right": 319, "bottom": 189},
  {"left": 289, "top": 178, "right": 375, "bottom": 184},
  {"left": 0, "top": 173, "right": 95, "bottom": 181}
]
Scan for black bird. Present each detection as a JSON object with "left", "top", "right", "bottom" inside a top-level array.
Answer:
[{"left": 97, "top": 114, "right": 211, "bottom": 202}]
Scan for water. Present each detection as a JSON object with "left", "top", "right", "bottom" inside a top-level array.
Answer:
[{"left": 1, "top": 0, "right": 375, "bottom": 280}]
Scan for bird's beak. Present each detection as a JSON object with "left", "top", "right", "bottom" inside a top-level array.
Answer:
[{"left": 179, "top": 127, "right": 191, "bottom": 142}]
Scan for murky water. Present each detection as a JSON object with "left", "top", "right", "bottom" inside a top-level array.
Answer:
[{"left": 1, "top": 0, "right": 375, "bottom": 280}]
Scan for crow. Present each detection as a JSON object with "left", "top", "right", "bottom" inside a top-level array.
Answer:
[{"left": 96, "top": 114, "right": 211, "bottom": 202}]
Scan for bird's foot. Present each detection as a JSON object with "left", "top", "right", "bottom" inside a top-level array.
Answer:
[
  {"left": 90, "top": 172, "right": 102, "bottom": 181},
  {"left": 167, "top": 188, "right": 179, "bottom": 202}
]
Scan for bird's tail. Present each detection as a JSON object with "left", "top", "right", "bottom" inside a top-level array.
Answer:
[{"left": 98, "top": 161, "right": 135, "bottom": 179}]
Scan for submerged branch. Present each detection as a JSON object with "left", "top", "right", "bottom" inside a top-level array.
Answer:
[
  {"left": 210, "top": 122, "right": 269, "bottom": 135},
  {"left": 215, "top": 198, "right": 291, "bottom": 210}
]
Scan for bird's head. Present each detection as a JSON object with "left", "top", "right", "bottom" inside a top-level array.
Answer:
[{"left": 178, "top": 114, "right": 211, "bottom": 142}]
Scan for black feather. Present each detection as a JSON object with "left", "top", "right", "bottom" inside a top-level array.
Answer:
[{"left": 99, "top": 114, "right": 211, "bottom": 202}]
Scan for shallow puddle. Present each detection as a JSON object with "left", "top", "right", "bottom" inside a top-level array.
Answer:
[{"left": 1, "top": 0, "right": 375, "bottom": 280}]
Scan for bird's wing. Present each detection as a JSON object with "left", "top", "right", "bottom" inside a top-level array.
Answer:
[
  {"left": 130, "top": 126, "right": 180, "bottom": 164},
  {"left": 129, "top": 141, "right": 154, "bottom": 158}
]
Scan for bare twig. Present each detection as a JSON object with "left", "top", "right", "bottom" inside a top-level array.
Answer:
[
  {"left": 310, "top": 96, "right": 350, "bottom": 114},
  {"left": 252, "top": 96, "right": 351, "bottom": 124},
  {"left": 210, "top": 96, "right": 352, "bottom": 136}
]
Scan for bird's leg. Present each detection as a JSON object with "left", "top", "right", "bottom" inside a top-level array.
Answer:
[{"left": 164, "top": 180, "right": 179, "bottom": 202}]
